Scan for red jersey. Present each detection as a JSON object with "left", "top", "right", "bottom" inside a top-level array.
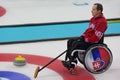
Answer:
[{"left": 83, "top": 13, "right": 108, "bottom": 43}]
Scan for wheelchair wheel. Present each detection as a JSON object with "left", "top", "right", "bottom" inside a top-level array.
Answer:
[{"left": 83, "top": 44, "right": 113, "bottom": 74}]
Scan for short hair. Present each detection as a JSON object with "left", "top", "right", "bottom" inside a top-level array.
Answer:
[{"left": 94, "top": 3, "right": 103, "bottom": 12}]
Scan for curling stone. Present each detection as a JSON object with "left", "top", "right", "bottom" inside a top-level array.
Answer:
[{"left": 13, "top": 55, "right": 27, "bottom": 66}]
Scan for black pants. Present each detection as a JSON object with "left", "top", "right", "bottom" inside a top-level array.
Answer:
[{"left": 65, "top": 36, "right": 95, "bottom": 61}]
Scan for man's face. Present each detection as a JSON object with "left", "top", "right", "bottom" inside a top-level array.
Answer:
[{"left": 91, "top": 5, "right": 100, "bottom": 17}]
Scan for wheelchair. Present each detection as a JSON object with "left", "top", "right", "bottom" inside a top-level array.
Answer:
[{"left": 71, "top": 43, "right": 113, "bottom": 74}]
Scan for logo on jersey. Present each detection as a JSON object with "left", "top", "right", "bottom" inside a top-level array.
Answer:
[
  {"left": 89, "top": 24, "right": 95, "bottom": 29},
  {"left": 95, "top": 30, "right": 103, "bottom": 38}
]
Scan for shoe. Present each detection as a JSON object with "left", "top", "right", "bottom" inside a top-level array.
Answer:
[{"left": 61, "top": 60, "right": 77, "bottom": 70}]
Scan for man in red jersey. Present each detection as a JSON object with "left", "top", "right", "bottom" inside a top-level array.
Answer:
[{"left": 62, "top": 3, "right": 108, "bottom": 72}]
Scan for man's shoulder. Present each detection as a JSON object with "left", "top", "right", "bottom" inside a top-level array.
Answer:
[{"left": 99, "top": 16, "right": 107, "bottom": 23}]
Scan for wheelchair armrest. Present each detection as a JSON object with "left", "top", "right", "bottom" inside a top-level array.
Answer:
[{"left": 71, "top": 49, "right": 85, "bottom": 56}]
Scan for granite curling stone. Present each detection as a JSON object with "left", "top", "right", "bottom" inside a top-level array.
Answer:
[{"left": 13, "top": 55, "right": 27, "bottom": 66}]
